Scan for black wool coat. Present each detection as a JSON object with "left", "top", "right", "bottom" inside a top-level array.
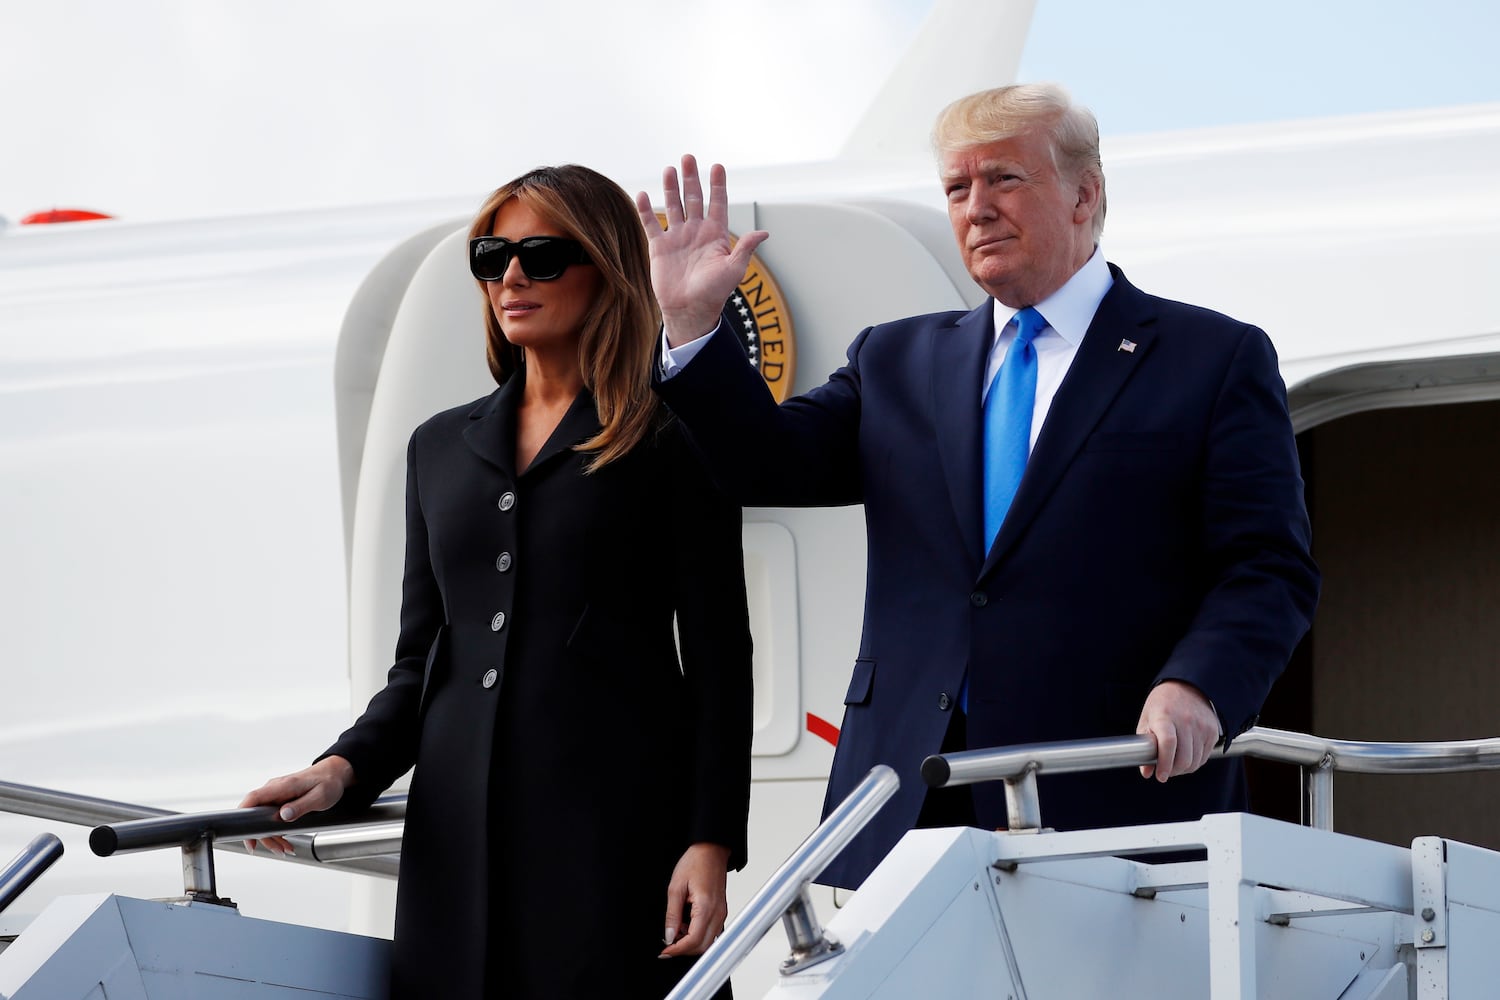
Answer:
[{"left": 324, "top": 374, "right": 753, "bottom": 998}]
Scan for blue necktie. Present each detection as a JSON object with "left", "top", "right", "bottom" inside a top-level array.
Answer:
[
  {"left": 963, "top": 306, "right": 1045, "bottom": 713},
  {"left": 982, "top": 307, "right": 1046, "bottom": 553}
]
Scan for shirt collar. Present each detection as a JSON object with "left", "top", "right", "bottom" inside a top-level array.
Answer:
[{"left": 989, "top": 245, "right": 1113, "bottom": 347}]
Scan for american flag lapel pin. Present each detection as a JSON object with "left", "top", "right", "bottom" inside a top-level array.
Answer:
[{"left": 1118, "top": 339, "right": 1137, "bottom": 353}]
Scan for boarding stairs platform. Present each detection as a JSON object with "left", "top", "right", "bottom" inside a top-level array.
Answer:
[
  {"left": 671, "top": 729, "right": 1500, "bottom": 1000},
  {"left": 3, "top": 728, "right": 1500, "bottom": 998}
]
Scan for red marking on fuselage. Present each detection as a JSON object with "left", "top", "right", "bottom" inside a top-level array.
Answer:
[
  {"left": 20, "top": 209, "right": 113, "bottom": 225},
  {"left": 806, "top": 712, "right": 840, "bottom": 746}
]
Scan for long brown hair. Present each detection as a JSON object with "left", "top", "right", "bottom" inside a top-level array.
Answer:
[{"left": 468, "top": 165, "right": 662, "bottom": 471}]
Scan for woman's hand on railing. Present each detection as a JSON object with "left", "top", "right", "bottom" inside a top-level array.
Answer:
[
  {"left": 660, "top": 841, "right": 731, "bottom": 958},
  {"left": 238, "top": 756, "right": 355, "bottom": 856}
]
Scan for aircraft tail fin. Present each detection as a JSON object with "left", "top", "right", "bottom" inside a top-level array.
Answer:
[{"left": 839, "top": 0, "right": 1036, "bottom": 162}]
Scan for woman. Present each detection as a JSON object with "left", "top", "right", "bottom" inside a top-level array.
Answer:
[{"left": 242, "top": 165, "right": 752, "bottom": 999}]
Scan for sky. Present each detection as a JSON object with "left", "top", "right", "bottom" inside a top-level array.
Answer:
[{"left": 1, "top": 0, "right": 1497, "bottom": 223}]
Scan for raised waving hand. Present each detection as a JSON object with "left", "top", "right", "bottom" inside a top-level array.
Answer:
[{"left": 636, "top": 155, "right": 768, "bottom": 348}]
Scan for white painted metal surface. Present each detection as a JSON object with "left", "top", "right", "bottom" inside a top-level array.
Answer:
[
  {"left": 0, "top": 894, "right": 387, "bottom": 999},
  {"left": 760, "top": 815, "right": 1500, "bottom": 999}
]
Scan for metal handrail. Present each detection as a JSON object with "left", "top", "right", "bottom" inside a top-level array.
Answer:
[
  {"left": 1231, "top": 727, "right": 1500, "bottom": 773},
  {"left": 922, "top": 725, "right": 1500, "bottom": 833},
  {"left": 0, "top": 780, "right": 173, "bottom": 827},
  {"left": 665, "top": 765, "right": 900, "bottom": 1000},
  {"left": 306, "top": 822, "right": 404, "bottom": 864},
  {"left": 0, "top": 834, "right": 65, "bottom": 915},
  {"left": 89, "top": 797, "right": 407, "bottom": 857},
  {"left": 0, "top": 779, "right": 403, "bottom": 881},
  {"left": 86, "top": 795, "right": 409, "bottom": 901}
]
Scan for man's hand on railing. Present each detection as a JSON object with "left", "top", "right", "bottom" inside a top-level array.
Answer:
[
  {"left": 238, "top": 755, "right": 356, "bottom": 855},
  {"left": 1135, "top": 681, "right": 1222, "bottom": 782}
]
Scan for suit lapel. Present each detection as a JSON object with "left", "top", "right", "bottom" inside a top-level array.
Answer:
[
  {"left": 979, "top": 267, "right": 1158, "bottom": 580},
  {"left": 932, "top": 302, "right": 993, "bottom": 560}
]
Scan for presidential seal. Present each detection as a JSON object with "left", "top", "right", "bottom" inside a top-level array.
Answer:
[{"left": 722, "top": 242, "right": 796, "bottom": 402}]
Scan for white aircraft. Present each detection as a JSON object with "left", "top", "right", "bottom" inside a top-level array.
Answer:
[{"left": 3, "top": 0, "right": 1499, "bottom": 995}]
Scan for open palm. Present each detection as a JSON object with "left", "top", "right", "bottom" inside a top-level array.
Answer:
[{"left": 636, "top": 155, "right": 768, "bottom": 346}]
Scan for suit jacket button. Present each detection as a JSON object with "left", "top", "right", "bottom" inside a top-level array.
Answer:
[
  {"left": 938, "top": 692, "right": 952, "bottom": 711},
  {"left": 498, "top": 492, "right": 516, "bottom": 511},
  {"left": 496, "top": 551, "right": 513, "bottom": 572},
  {"left": 969, "top": 591, "right": 988, "bottom": 607},
  {"left": 482, "top": 669, "right": 498, "bottom": 689},
  {"left": 490, "top": 611, "right": 506, "bottom": 631}
]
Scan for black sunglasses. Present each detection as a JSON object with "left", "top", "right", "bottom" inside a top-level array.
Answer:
[{"left": 469, "top": 235, "right": 592, "bottom": 282}]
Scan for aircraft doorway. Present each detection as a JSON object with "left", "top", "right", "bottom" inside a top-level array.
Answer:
[{"left": 1250, "top": 392, "right": 1500, "bottom": 850}]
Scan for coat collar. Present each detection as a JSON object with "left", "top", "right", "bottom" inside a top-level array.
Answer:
[
  {"left": 979, "top": 264, "right": 1159, "bottom": 580},
  {"left": 462, "top": 368, "right": 603, "bottom": 480}
]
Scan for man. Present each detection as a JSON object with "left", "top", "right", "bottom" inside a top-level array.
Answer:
[{"left": 637, "top": 83, "right": 1319, "bottom": 889}]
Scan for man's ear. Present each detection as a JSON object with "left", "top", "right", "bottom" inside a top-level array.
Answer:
[{"left": 1073, "top": 170, "right": 1103, "bottom": 225}]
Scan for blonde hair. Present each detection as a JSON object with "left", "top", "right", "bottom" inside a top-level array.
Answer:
[
  {"left": 932, "top": 83, "right": 1107, "bottom": 239},
  {"left": 468, "top": 165, "right": 661, "bottom": 471}
]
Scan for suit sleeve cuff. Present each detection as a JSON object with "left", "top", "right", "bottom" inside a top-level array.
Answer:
[{"left": 659, "top": 321, "right": 723, "bottom": 380}]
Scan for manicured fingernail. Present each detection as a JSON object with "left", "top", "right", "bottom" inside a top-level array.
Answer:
[
  {"left": 280, "top": 806, "right": 295, "bottom": 821},
  {"left": 663, "top": 927, "right": 677, "bottom": 946}
]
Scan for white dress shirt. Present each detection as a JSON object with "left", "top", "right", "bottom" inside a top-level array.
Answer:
[
  {"left": 983, "top": 246, "right": 1113, "bottom": 453},
  {"left": 658, "top": 317, "right": 715, "bottom": 378}
]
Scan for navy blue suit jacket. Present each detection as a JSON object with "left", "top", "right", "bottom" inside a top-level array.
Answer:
[{"left": 656, "top": 264, "right": 1319, "bottom": 889}]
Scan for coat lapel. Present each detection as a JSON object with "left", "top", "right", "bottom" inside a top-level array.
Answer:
[
  {"left": 461, "top": 368, "right": 605, "bottom": 480},
  {"left": 522, "top": 387, "right": 603, "bottom": 478},
  {"left": 979, "top": 266, "right": 1158, "bottom": 580},
  {"left": 462, "top": 375, "right": 522, "bottom": 478},
  {"left": 932, "top": 301, "right": 994, "bottom": 560}
]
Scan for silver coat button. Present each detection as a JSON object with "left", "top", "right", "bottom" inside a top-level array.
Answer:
[
  {"left": 498, "top": 492, "right": 516, "bottom": 511},
  {"left": 482, "top": 669, "right": 498, "bottom": 689},
  {"left": 496, "top": 551, "right": 512, "bottom": 572},
  {"left": 938, "top": 692, "right": 952, "bottom": 711},
  {"left": 490, "top": 611, "right": 506, "bottom": 631}
]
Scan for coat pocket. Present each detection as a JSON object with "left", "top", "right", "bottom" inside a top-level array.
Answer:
[{"left": 844, "top": 658, "right": 876, "bottom": 706}]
